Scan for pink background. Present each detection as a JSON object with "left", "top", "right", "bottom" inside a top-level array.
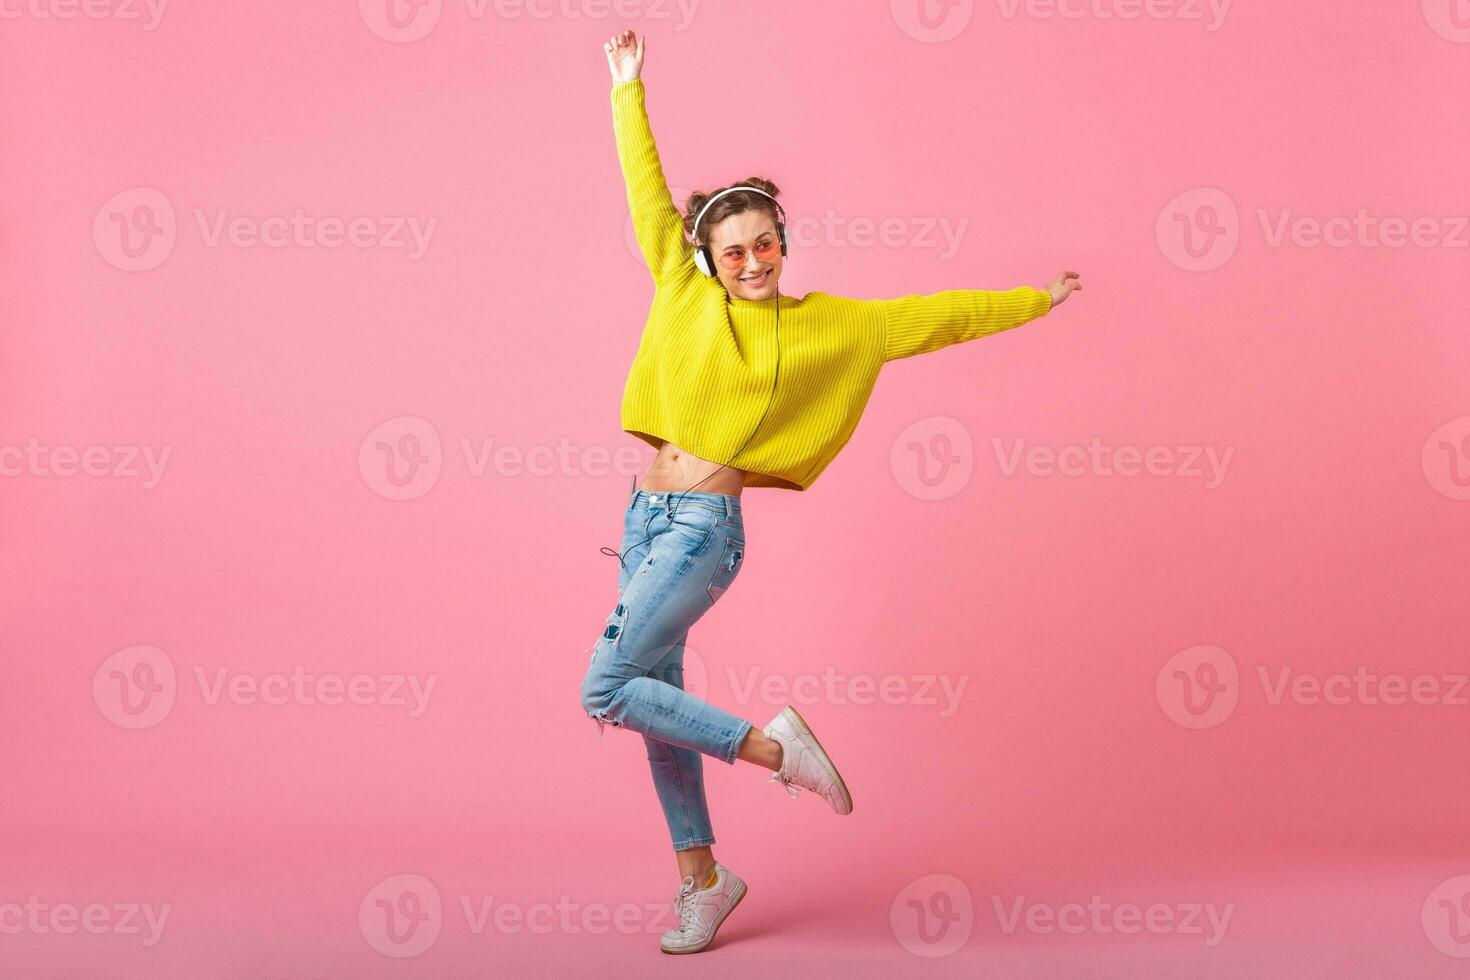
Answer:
[{"left": 3, "top": 1, "right": 1468, "bottom": 976}]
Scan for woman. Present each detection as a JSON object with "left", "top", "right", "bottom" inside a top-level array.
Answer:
[{"left": 579, "top": 30, "right": 1081, "bottom": 955}]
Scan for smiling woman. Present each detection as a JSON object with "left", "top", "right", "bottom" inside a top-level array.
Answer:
[{"left": 581, "top": 27, "right": 1079, "bottom": 958}]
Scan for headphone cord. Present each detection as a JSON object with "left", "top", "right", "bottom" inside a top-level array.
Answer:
[{"left": 601, "top": 286, "right": 781, "bottom": 569}]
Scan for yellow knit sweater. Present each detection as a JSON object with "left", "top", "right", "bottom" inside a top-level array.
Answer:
[{"left": 612, "top": 77, "right": 1053, "bottom": 491}]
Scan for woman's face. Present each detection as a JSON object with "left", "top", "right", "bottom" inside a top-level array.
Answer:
[{"left": 705, "top": 209, "right": 783, "bottom": 301}]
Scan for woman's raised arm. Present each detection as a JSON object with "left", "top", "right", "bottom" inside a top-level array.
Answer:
[{"left": 605, "top": 31, "right": 692, "bottom": 284}]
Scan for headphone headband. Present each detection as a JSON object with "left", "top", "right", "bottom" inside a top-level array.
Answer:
[{"left": 692, "top": 185, "right": 786, "bottom": 243}]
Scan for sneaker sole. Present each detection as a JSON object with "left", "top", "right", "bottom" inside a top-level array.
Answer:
[
  {"left": 782, "top": 704, "right": 854, "bottom": 815},
  {"left": 660, "top": 878, "right": 748, "bottom": 955}
]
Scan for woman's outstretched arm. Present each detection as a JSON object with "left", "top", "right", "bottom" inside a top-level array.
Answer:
[
  {"left": 875, "top": 271, "right": 1082, "bottom": 362},
  {"left": 605, "top": 30, "right": 692, "bottom": 284}
]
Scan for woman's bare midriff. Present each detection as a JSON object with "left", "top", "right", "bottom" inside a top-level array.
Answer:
[{"left": 638, "top": 441, "right": 747, "bottom": 496}]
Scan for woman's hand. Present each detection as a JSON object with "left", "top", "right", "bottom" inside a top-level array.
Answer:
[
  {"left": 1045, "top": 270, "right": 1082, "bottom": 308},
  {"left": 605, "top": 30, "right": 644, "bottom": 84}
]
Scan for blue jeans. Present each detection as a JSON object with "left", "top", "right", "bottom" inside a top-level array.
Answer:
[{"left": 579, "top": 486, "right": 753, "bottom": 851}]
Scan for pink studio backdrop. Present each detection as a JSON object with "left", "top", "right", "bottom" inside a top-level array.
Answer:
[{"left": 2, "top": 2, "right": 1468, "bottom": 977}]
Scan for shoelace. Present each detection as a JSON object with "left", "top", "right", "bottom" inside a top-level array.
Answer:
[
  {"left": 769, "top": 768, "right": 801, "bottom": 800},
  {"left": 672, "top": 876, "right": 698, "bottom": 931}
]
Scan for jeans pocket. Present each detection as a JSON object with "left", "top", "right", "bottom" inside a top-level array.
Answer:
[{"left": 706, "top": 537, "right": 745, "bottom": 603}]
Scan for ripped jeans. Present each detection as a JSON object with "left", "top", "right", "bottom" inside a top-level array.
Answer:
[{"left": 579, "top": 486, "right": 752, "bottom": 851}]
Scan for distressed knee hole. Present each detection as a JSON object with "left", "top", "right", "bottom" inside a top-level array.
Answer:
[{"left": 602, "top": 602, "right": 626, "bottom": 640}]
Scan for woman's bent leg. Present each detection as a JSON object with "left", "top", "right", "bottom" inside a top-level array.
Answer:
[{"left": 580, "top": 513, "right": 752, "bottom": 766}]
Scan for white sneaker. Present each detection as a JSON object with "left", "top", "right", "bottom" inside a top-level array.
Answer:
[
  {"left": 762, "top": 704, "right": 854, "bottom": 815},
  {"left": 660, "top": 862, "right": 747, "bottom": 955}
]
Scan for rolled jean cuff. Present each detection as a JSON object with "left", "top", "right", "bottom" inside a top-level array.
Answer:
[
  {"left": 674, "top": 835, "right": 717, "bottom": 852},
  {"left": 722, "top": 719, "right": 753, "bottom": 766}
]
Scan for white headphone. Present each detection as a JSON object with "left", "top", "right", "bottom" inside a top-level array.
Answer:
[{"left": 691, "top": 185, "right": 789, "bottom": 277}]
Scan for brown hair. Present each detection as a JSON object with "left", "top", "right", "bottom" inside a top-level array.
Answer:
[{"left": 682, "top": 177, "right": 783, "bottom": 245}]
